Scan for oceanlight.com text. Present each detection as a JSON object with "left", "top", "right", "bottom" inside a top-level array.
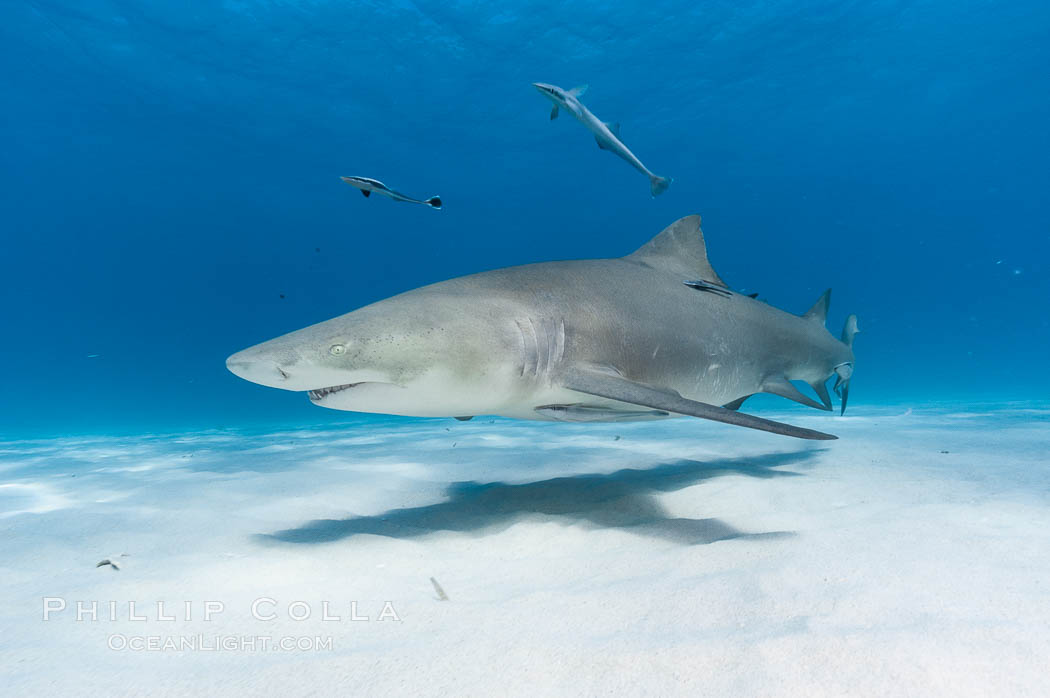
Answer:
[{"left": 107, "top": 634, "right": 334, "bottom": 652}]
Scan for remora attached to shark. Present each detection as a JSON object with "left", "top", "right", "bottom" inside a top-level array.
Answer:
[
  {"left": 533, "top": 82, "right": 672, "bottom": 197},
  {"left": 227, "top": 215, "right": 858, "bottom": 440}
]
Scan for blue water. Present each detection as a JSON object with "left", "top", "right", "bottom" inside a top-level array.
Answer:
[{"left": 2, "top": 1, "right": 1047, "bottom": 436}]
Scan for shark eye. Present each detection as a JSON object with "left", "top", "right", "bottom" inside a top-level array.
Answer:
[{"left": 329, "top": 344, "right": 346, "bottom": 356}]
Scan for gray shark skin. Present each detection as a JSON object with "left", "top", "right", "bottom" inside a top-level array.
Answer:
[
  {"left": 533, "top": 82, "right": 672, "bottom": 197},
  {"left": 340, "top": 176, "right": 442, "bottom": 209},
  {"left": 227, "top": 215, "right": 858, "bottom": 440}
]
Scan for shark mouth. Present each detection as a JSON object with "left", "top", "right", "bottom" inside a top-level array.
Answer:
[{"left": 308, "top": 383, "right": 365, "bottom": 401}]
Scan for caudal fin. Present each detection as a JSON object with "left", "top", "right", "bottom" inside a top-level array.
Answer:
[
  {"left": 841, "top": 314, "right": 859, "bottom": 348},
  {"left": 425, "top": 196, "right": 442, "bottom": 210},
  {"left": 650, "top": 175, "right": 672, "bottom": 197},
  {"left": 835, "top": 314, "right": 859, "bottom": 415}
]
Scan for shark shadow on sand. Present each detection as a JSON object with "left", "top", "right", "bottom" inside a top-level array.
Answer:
[{"left": 259, "top": 450, "right": 822, "bottom": 546}]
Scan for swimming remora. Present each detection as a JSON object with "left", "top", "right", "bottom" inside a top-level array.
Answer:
[
  {"left": 533, "top": 82, "right": 672, "bottom": 197},
  {"left": 340, "top": 176, "right": 442, "bottom": 209},
  {"left": 226, "top": 215, "right": 858, "bottom": 440}
]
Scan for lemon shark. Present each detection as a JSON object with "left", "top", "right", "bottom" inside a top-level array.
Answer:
[
  {"left": 226, "top": 215, "right": 858, "bottom": 440},
  {"left": 533, "top": 82, "right": 672, "bottom": 197}
]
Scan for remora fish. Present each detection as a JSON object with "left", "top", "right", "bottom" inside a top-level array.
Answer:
[
  {"left": 533, "top": 82, "right": 672, "bottom": 197},
  {"left": 226, "top": 215, "right": 859, "bottom": 440},
  {"left": 340, "top": 176, "right": 442, "bottom": 210}
]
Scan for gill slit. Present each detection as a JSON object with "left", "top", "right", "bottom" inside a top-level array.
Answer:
[{"left": 517, "top": 317, "right": 566, "bottom": 382}]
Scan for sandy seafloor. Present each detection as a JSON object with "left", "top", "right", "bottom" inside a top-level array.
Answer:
[{"left": 2, "top": 404, "right": 1049, "bottom": 696}]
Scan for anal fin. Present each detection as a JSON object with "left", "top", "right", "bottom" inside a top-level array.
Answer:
[
  {"left": 595, "top": 135, "right": 612, "bottom": 151},
  {"left": 809, "top": 380, "right": 833, "bottom": 410},
  {"left": 761, "top": 375, "right": 832, "bottom": 411},
  {"left": 561, "top": 367, "right": 837, "bottom": 440}
]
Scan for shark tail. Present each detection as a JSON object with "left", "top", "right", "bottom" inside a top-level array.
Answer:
[
  {"left": 841, "top": 314, "right": 859, "bottom": 348},
  {"left": 650, "top": 175, "right": 672, "bottom": 197},
  {"left": 425, "top": 196, "right": 442, "bottom": 210},
  {"left": 834, "top": 314, "right": 860, "bottom": 415}
]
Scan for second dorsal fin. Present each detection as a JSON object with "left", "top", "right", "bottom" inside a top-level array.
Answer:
[{"left": 802, "top": 289, "right": 831, "bottom": 325}]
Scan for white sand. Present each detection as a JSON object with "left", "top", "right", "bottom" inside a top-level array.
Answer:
[{"left": 2, "top": 404, "right": 1049, "bottom": 696}]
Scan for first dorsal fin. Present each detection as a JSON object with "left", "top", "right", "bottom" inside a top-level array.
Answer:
[
  {"left": 802, "top": 289, "right": 831, "bottom": 325},
  {"left": 625, "top": 215, "right": 727, "bottom": 287}
]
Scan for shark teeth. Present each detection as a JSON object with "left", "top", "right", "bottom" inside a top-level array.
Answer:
[{"left": 308, "top": 383, "right": 363, "bottom": 401}]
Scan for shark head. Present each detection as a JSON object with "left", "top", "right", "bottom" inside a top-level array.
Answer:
[{"left": 225, "top": 292, "right": 524, "bottom": 417}]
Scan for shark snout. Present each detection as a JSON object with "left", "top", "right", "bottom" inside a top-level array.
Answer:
[
  {"left": 224, "top": 338, "right": 321, "bottom": 390},
  {"left": 225, "top": 351, "right": 296, "bottom": 389},
  {"left": 225, "top": 341, "right": 375, "bottom": 393}
]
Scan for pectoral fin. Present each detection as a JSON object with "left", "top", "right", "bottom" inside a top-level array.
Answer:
[
  {"left": 550, "top": 105, "right": 559, "bottom": 120},
  {"left": 360, "top": 190, "right": 371, "bottom": 198},
  {"left": 560, "top": 367, "right": 837, "bottom": 440},
  {"left": 535, "top": 404, "right": 669, "bottom": 422},
  {"left": 595, "top": 135, "right": 612, "bottom": 151}
]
